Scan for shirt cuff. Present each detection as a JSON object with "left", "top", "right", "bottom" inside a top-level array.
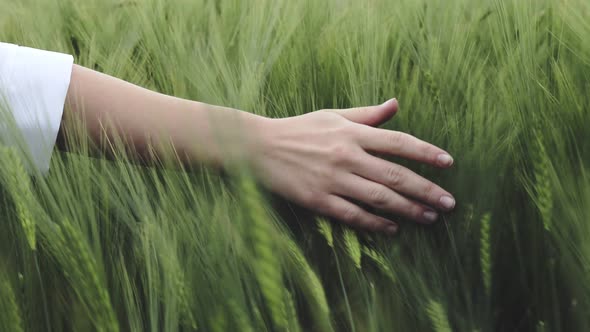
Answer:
[{"left": 0, "top": 42, "right": 74, "bottom": 175}]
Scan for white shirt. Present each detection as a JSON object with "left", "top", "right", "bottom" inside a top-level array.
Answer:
[{"left": 0, "top": 42, "right": 73, "bottom": 175}]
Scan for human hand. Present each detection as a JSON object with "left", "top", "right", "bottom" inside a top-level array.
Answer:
[{"left": 248, "top": 99, "right": 455, "bottom": 235}]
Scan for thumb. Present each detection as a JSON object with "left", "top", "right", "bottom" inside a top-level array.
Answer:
[{"left": 327, "top": 98, "right": 399, "bottom": 127}]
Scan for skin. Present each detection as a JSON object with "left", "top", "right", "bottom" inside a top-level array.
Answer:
[{"left": 59, "top": 64, "right": 456, "bottom": 236}]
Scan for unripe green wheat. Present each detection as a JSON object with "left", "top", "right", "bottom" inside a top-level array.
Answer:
[
  {"left": 282, "top": 237, "right": 332, "bottom": 330},
  {"left": 426, "top": 299, "right": 452, "bottom": 332},
  {"left": 480, "top": 213, "right": 492, "bottom": 296},
  {"left": 342, "top": 228, "right": 362, "bottom": 269},
  {"left": 251, "top": 300, "right": 267, "bottom": 331},
  {"left": 0, "top": 147, "right": 36, "bottom": 250},
  {"left": 0, "top": 277, "right": 24, "bottom": 332},
  {"left": 210, "top": 306, "right": 228, "bottom": 332},
  {"left": 285, "top": 290, "right": 302, "bottom": 332},
  {"left": 532, "top": 131, "right": 553, "bottom": 231},
  {"left": 239, "top": 174, "right": 287, "bottom": 330},
  {"left": 52, "top": 222, "right": 119, "bottom": 332},
  {"left": 228, "top": 299, "right": 254, "bottom": 332},
  {"left": 316, "top": 217, "right": 334, "bottom": 248},
  {"left": 423, "top": 69, "right": 441, "bottom": 105},
  {"left": 174, "top": 272, "right": 197, "bottom": 330},
  {"left": 362, "top": 246, "right": 396, "bottom": 282}
]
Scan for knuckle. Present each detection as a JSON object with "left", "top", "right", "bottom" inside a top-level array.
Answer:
[
  {"left": 341, "top": 206, "right": 362, "bottom": 224},
  {"left": 423, "top": 182, "right": 439, "bottom": 201},
  {"left": 333, "top": 124, "right": 359, "bottom": 143},
  {"left": 366, "top": 220, "right": 383, "bottom": 232},
  {"left": 422, "top": 144, "right": 437, "bottom": 162},
  {"left": 329, "top": 144, "right": 354, "bottom": 166},
  {"left": 301, "top": 190, "right": 323, "bottom": 206},
  {"left": 396, "top": 200, "right": 422, "bottom": 220},
  {"left": 317, "top": 111, "right": 347, "bottom": 125},
  {"left": 388, "top": 131, "right": 403, "bottom": 147},
  {"left": 408, "top": 204, "right": 425, "bottom": 220},
  {"left": 388, "top": 132, "right": 405, "bottom": 147},
  {"left": 386, "top": 165, "right": 404, "bottom": 187},
  {"left": 367, "top": 186, "right": 389, "bottom": 208},
  {"left": 415, "top": 205, "right": 426, "bottom": 219},
  {"left": 316, "top": 109, "right": 334, "bottom": 117},
  {"left": 340, "top": 124, "right": 360, "bottom": 140}
]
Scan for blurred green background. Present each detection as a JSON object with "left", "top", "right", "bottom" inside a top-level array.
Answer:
[{"left": 0, "top": 0, "right": 589, "bottom": 331}]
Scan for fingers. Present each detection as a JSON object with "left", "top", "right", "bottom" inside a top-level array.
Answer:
[
  {"left": 316, "top": 194, "right": 399, "bottom": 235},
  {"left": 356, "top": 127, "right": 454, "bottom": 168},
  {"left": 350, "top": 154, "right": 456, "bottom": 211},
  {"left": 335, "top": 174, "right": 442, "bottom": 224},
  {"left": 324, "top": 98, "right": 399, "bottom": 127}
]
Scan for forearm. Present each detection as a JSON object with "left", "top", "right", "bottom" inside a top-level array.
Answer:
[
  {"left": 59, "top": 64, "right": 267, "bottom": 168},
  {"left": 55, "top": 65, "right": 456, "bottom": 236}
]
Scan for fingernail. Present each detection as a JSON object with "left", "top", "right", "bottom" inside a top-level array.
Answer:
[
  {"left": 382, "top": 98, "right": 396, "bottom": 106},
  {"left": 437, "top": 154, "right": 454, "bottom": 167},
  {"left": 440, "top": 196, "right": 456, "bottom": 210},
  {"left": 386, "top": 224, "right": 398, "bottom": 235},
  {"left": 423, "top": 210, "right": 438, "bottom": 223}
]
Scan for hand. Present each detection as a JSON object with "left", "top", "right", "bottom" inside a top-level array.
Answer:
[{"left": 248, "top": 99, "right": 455, "bottom": 235}]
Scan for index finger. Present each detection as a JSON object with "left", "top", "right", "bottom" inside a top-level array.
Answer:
[{"left": 356, "top": 127, "right": 454, "bottom": 168}]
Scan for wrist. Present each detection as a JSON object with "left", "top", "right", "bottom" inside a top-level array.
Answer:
[
  {"left": 182, "top": 101, "right": 272, "bottom": 171},
  {"left": 220, "top": 111, "right": 273, "bottom": 172}
]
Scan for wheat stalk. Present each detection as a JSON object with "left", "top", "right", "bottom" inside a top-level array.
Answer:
[
  {"left": 362, "top": 246, "right": 396, "bottom": 282},
  {"left": 0, "top": 277, "right": 24, "bottom": 332},
  {"left": 532, "top": 130, "right": 553, "bottom": 231},
  {"left": 285, "top": 290, "right": 302, "bottom": 332},
  {"left": 282, "top": 236, "right": 332, "bottom": 330},
  {"left": 316, "top": 217, "right": 334, "bottom": 248},
  {"left": 49, "top": 221, "right": 119, "bottom": 332},
  {"left": 426, "top": 299, "right": 452, "bottom": 332},
  {"left": 480, "top": 213, "right": 492, "bottom": 296},
  {"left": 239, "top": 174, "right": 288, "bottom": 330},
  {"left": 228, "top": 299, "right": 254, "bottom": 332},
  {"left": 0, "top": 147, "right": 37, "bottom": 250},
  {"left": 342, "top": 228, "right": 362, "bottom": 269}
]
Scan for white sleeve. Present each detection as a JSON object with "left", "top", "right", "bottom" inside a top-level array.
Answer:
[{"left": 0, "top": 42, "right": 74, "bottom": 175}]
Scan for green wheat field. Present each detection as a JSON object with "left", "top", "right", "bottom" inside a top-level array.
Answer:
[{"left": 1, "top": 0, "right": 589, "bottom": 331}]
